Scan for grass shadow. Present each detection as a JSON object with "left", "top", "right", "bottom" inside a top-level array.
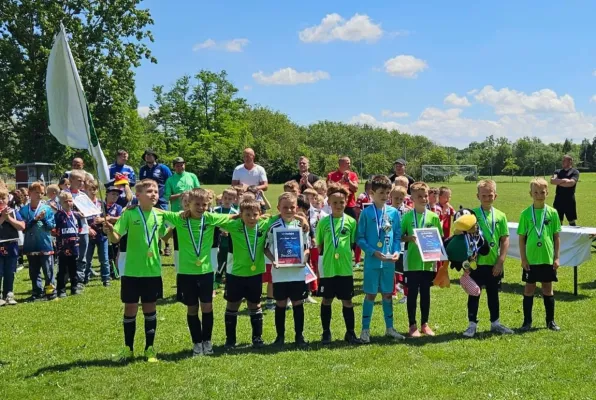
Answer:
[
  {"left": 27, "top": 358, "right": 128, "bottom": 378},
  {"left": 448, "top": 279, "right": 589, "bottom": 302},
  {"left": 579, "top": 280, "right": 596, "bottom": 290}
]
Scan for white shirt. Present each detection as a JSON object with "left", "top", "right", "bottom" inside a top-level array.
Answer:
[{"left": 232, "top": 164, "right": 268, "bottom": 187}]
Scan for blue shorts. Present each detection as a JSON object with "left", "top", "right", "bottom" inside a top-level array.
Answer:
[{"left": 363, "top": 267, "right": 394, "bottom": 295}]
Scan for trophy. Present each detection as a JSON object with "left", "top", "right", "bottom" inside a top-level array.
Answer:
[{"left": 382, "top": 214, "right": 393, "bottom": 259}]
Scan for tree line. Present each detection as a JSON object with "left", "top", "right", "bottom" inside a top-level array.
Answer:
[{"left": 0, "top": 1, "right": 589, "bottom": 184}]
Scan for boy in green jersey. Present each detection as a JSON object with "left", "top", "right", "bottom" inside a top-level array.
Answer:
[
  {"left": 315, "top": 183, "right": 363, "bottom": 345},
  {"left": 518, "top": 178, "right": 561, "bottom": 332},
  {"left": 162, "top": 188, "right": 233, "bottom": 356},
  {"left": 401, "top": 182, "right": 443, "bottom": 338},
  {"left": 464, "top": 180, "right": 514, "bottom": 338},
  {"left": 103, "top": 180, "right": 168, "bottom": 363}
]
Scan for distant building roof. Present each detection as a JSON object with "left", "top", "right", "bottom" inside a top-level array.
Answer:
[{"left": 15, "top": 162, "right": 56, "bottom": 167}]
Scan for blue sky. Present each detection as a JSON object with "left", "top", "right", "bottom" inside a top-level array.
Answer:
[{"left": 135, "top": 0, "right": 596, "bottom": 147}]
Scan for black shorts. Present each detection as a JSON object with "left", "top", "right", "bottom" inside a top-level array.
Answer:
[
  {"left": 394, "top": 257, "right": 404, "bottom": 274},
  {"left": 319, "top": 276, "right": 354, "bottom": 300},
  {"left": 176, "top": 273, "right": 214, "bottom": 306},
  {"left": 404, "top": 271, "right": 435, "bottom": 287},
  {"left": 470, "top": 265, "right": 503, "bottom": 288},
  {"left": 224, "top": 274, "right": 262, "bottom": 304},
  {"left": 344, "top": 207, "right": 357, "bottom": 220},
  {"left": 120, "top": 276, "right": 163, "bottom": 304},
  {"left": 273, "top": 281, "right": 308, "bottom": 302},
  {"left": 522, "top": 264, "right": 558, "bottom": 283},
  {"left": 554, "top": 197, "right": 577, "bottom": 222}
]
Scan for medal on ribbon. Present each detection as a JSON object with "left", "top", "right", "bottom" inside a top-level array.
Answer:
[
  {"left": 531, "top": 205, "right": 547, "bottom": 247},
  {"left": 244, "top": 222, "right": 259, "bottom": 271},
  {"left": 480, "top": 206, "right": 496, "bottom": 248},
  {"left": 187, "top": 215, "right": 205, "bottom": 266},
  {"left": 330, "top": 214, "right": 345, "bottom": 260},
  {"left": 138, "top": 208, "right": 158, "bottom": 258},
  {"left": 373, "top": 204, "right": 385, "bottom": 248},
  {"left": 413, "top": 209, "right": 426, "bottom": 229}
]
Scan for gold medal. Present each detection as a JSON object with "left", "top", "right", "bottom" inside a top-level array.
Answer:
[
  {"left": 251, "top": 265, "right": 256, "bottom": 271},
  {"left": 334, "top": 253, "right": 340, "bottom": 260},
  {"left": 147, "top": 251, "right": 154, "bottom": 258},
  {"left": 377, "top": 242, "right": 383, "bottom": 248},
  {"left": 196, "top": 259, "right": 202, "bottom": 266}
]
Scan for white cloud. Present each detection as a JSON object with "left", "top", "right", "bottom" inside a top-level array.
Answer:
[
  {"left": 384, "top": 55, "right": 428, "bottom": 78},
  {"left": 592, "top": 70, "right": 596, "bottom": 77},
  {"left": 590, "top": 95, "right": 596, "bottom": 103},
  {"left": 474, "top": 85, "right": 575, "bottom": 115},
  {"left": 387, "top": 30, "right": 411, "bottom": 38},
  {"left": 381, "top": 109, "right": 409, "bottom": 118},
  {"left": 349, "top": 87, "right": 596, "bottom": 147},
  {"left": 137, "top": 106, "right": 151, "bottom": 118},
  {"left": 444, "top": 93, "right": 471, "bottom": 107},
  {"left": 252, "top": 68, "right": 330, "bottom": 85},
  {"left": 243, "top": 85, "right": 252, "bottom": 91},
  {"left": 192, "top": 38, "right": 249, "bottom": 52},
  {"left": 299, "top": 13, "right": 382, "bottom": 43}
]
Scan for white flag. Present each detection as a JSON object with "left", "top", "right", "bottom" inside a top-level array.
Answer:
[{"left": 46, "top": 24, "right": 110, "bottom": 184}]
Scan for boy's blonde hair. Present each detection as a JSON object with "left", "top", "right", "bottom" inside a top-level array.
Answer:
[
  {"left": 394, "top": 176, "right": 409, "bottom": 189},
  {"left": 223, "top": 188, "right": 237, "bottom": 198},
  {"left": 28, "top": 182, "right": 45, "bottom": 194},
  {"left": 135, "top": 179, "right": 158, "bottom": 194},
  {"left": 530, "top": 178, "right": 548, "bottom": 190},
  {"left": 0, "top": 187, "right": 9, "bottom": 200},
  {"left": 428, "top": 187, "right": 439, "bottom": 196},
  {"left": 390, "top": 185, "right": 407, "bottom": 196},
  {"left": 410, "top": 181, "right": 429, "bottom": 194},
  {"left": 313, "top": 180, "right": 327, "bottom": 193},
  {"left": 477, "top": 180, "right": 496, "bottom": 192},
  {"left": 241, "top": 192, "right": 256, "bottom": 202},
  {"left": 58, "top": 191, "right": 73, "bottom": 203},
  {"left": 439, "top": 186, "right": 451, "bottom": 196},
  {"left": 69, "top": 170, "right": 86, "bottom": 181},
  {"left": 278, "top": 192, "right": 298, "bottom": 204},
  {"left": 327, "top": 182, "right": 349, "bottom": 198},
  {"left": 86, "top": 180, "right": 99, "bottom": 191},
  {"left": 187, "top": 188, "right": 210, "bottom": 203},
  {"left": 314, "top": 194, "right": 325, "bottom": 203},
  {"left": 283, "top": 180, "right": 300, "bottom": 193},
  {"left": 240, "top": 199, "right": 261, "bottom": 213},
  {"left": 46, "top": 184, "right": 60, "bottom": 195}
]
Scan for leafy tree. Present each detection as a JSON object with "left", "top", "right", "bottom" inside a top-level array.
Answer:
[{"left": 502, "top": 157, "right": 520, "bottom": 182}]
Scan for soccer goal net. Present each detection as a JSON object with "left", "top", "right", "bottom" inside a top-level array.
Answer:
[{"left": 421, "top": 165, "right": 478, "bottom": 183}]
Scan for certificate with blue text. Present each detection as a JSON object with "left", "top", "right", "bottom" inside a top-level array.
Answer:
[
  {"left": 414, "top": 228, "right": 448, "bottom": 262},
  {"left": 273, "top": 227, "right": 304, "bottom": 267}
]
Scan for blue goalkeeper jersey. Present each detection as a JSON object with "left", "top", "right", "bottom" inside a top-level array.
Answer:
[{"left": 356, "top": 204, "right": 401, "bottom": 269}]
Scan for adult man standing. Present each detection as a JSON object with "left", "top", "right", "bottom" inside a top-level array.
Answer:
[
  {"left": 291, "top": 156, "right": 320, "bottom": 192},
  {"left": 231, "top": 148, "right": 268, "bottom": 191},
  {"left": 389, "top": 159, "right": 415, "bottom": 194},
  {"left": 327, "top": 156, "right": 359, "bottom": 219},
  {"left": 550, "top": 155, "right": 580, "bottom": 226},
  {"left": 63, "top": 157, "right": 94, "bottom": 181},
  {"left": 139, "top": 149, "right": 172, "bottom": 210},
  {"left": 165, "top": 157, "right": 200, "bottom": 212},
  {"left": 109, "top": 150, "right": 137, "bottom": 186}
]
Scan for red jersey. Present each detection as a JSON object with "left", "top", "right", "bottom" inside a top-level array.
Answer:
[
  {"left": 327, "top": 170, "right": 359, "bottom": 208},
  {"left": 356, "top": 192, "right": 372, "bottom": 209},
  {"left": 404, "top": 195, "right": 414, "bottom": 208},
  {"left": 439, "top": 203, "right": 455, "bottom": 238}
]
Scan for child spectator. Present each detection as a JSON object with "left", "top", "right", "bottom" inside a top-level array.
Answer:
[
  {"left": 85, "top": 180, "right": 111, "bottom": 286},
  {"left": 438, "top": 187, "right": 455, "bottom": 240},
  {"left": 58, "top": 177, "right": 70, "bottom": 192},
  {"left": 213, "top": 188, "right": 239, "bottom": 290},
  {"left": 283, "top": 180, "right": 301, "bottom": 196},
  {"left": 0, "top": 187, "right": 25, "bottom": 306},
  {"left": 391, "top": 185, "right": 410, "bottom": 303},
  {"left": 46, "top": 184, "right": 61, "bottom": 213},
  {"left": 54, "top": 192, "right": 84, "bottom": 297}
]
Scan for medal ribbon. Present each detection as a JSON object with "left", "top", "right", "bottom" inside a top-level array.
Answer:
[
  {"left": 373, "top": 204, "right": 385, "bottom": 242},
  {"left": 330, "top": 214, "right": 345, "bottom": 249},
  {"left": 243, "top": 223, "right": 259, "bottom": 263},
  {"left": 413, "top": 209, "right": 426, "bottom": 229},
  {"left": 187, "top": 214, "right": 205, "bottom": 257},
  {"left": 28, "top": 205, "right": 43, "bottom": 224},
  {"left": 64, "top": 211, "right": 78, "bottom": 230},
  {"left": 137, "top": 208, "right": 158, "bottom": 248},
  {"left": 531, "top": 205, "right": 547, "bottom": 239},
  {"left": 479, "top": 206, "right": 496, "bottom": 241}
]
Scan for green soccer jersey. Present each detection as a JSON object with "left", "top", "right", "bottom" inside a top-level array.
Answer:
[
  {"left": 401, "top": 209, "right": 443, "bottom": 272},
  {"left": 164, "top": 171, "right": 200, "bottom": 212},
  {"left": 214, "top": 217, "right": 275, "bottom": 277},
  {"left": 315, "top": 213, "right": 357, "bottom": 278},
  {"left": 113, "top": 207, "right": 167, "bottom": 277},
  {"left": 162, "top": 211, "right": 232, "bottom": 275},
  {"left": 474, "top": 206, "right": 509, "bottom": 266},
  {"left": 517, "top": 205, "right": 561, "bottom": 265}
]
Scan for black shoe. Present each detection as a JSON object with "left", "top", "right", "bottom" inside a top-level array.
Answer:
[
  {"left": 71, "top": 288, "right": 81, "bottom": 295},
  {"left": 103, "top": 281, "right": 111, "bottom": 287},
  {"left": 27, "top": 295, "right": 44, "bottom": 303},
  {"left": 547, "top": 321, "right": 561, "bottom": 331},
  {"left": 47, "top": 294, "right": 57, "bottom": 301},
  {"left": 252, "top": 336, "right": 265, "bottom": 349},
  {"left": 519, "top": 321, "right": 532, "bottom": 332},
  {"left": 273, "top": 336, "right": 285, "bottom": 347},
  {"left": 321, "top": 330, "right": 332, "bottom": 345},
  {"left": 344, "top": 331, "right": 364, "bottom": 345},
  {"left": 224, "top": 339, "right": 236, "bottom": 350},
  {"left": 295, "top": 335, "right": 309, "bottom": 349}
]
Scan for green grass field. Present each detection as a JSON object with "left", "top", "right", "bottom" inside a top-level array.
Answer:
[{"left": 2, "top": 177, "right": 596, "bottom": 400}]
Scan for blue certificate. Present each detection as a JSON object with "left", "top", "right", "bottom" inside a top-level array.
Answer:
[
  {"left": 414, "top": 228, "right": 447, "bottom": 262},
  {"left": 273, "top": 227, "right": 304, "bottom": 267}
]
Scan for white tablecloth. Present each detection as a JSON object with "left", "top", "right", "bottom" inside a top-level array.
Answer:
[{"left": 507, "top": 223, "right": 596, "bottom": 267}]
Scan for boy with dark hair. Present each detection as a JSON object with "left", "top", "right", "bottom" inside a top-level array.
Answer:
[
  {"left": 518, "top": 178, "right": 561, "bottom": 332},
  {"left": 213, "top": 188, "right": 239, "bottom": 289},
  {"left": 0, "top": 188, "right": 25, "bottom": 306},
  {"left": 357, "top": 175, "right": 404, "bottom": 342},
  {"left": 103, "top": 179, "right": 168, "bottom": 363},
  {"left": 401, "top": 182, "right": 443, "bottom": 337},
  {"left": 316, "top": 183, "right": 363, "bottom": 345}
]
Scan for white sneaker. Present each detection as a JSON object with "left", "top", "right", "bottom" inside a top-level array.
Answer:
[
  {"left": 304, "top": 295, "right": 318, "bottom": 304},
  {"left": 385, "top": 327, "right": 405, "bottom": 340},
  {"left": 463, "top": 322, "right": 477, "bottom": 338},
  {"left": 360, "top": 329, "right": 371, "bottom": 343},
  {"left": 491, "top": 321, "right": 514, "bottom": 335},
  {"left": 192, "top": 343, "right": 203, "bottom": 357},
  {"left": 6, "top": 292, "right": 16, "bottom": 305},
  {"left": 202, "top": 341, "right": 214, "bottom": 355}
]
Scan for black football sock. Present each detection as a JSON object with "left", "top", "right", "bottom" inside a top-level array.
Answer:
[
  {"left": 202, "top": 311, "right": 214, "bottom": 342},
  {"left": 123, "top": 315, "right": 136, "bottom": 350},
  {"left": 224, "top": 309, "right": 238, "bottom": 343},
  {"left": 275, "top": 306, "right": 286, "bottom": 338},
  {"left": 186, "top": 314, "right": 202, "bottom": 344},
  {"left": 467, "top": 295, "right": 480, "bottom": 323},
  {"left": 523, "top": 295, "right": 534, "bottom": 324},
  {"left": 293, "top": 304, "right": 305, "bottom": 338},
  {"left": 143, "top": 311, "right": 157, "bottom": 350},
  {"left": 249, "top": 308, "right": 263, "bottom": 339},
  {"left": 321, "top": 304, "right": 332, "bottom": 333},
  {"left": 342, "top": 306, "right": 355, "bottom": 334},
  {"left": 543, "top": 295, "right": 555, "bottom": 323}
]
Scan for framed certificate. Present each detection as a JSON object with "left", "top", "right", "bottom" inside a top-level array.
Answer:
[
  {"left": 414, "top": 228, "right": 447, "bottom": 262},
  {"left": 273, "top": 227, "right": 304, "bottom": 267},
  {"left": 73, "top": 194, "right": 101, "bottom": 217}
]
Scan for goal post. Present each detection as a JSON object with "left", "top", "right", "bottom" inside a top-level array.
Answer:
[{"left": 421, "top": 165, "right": 478, "bottom": 183}]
